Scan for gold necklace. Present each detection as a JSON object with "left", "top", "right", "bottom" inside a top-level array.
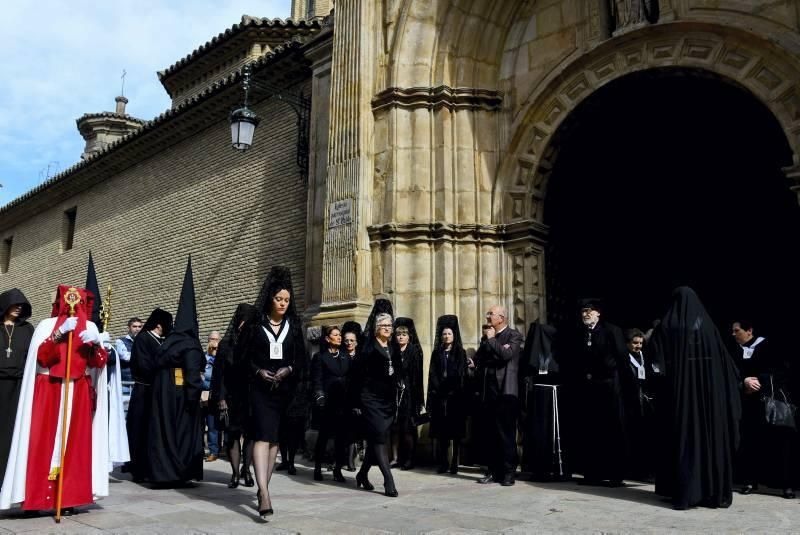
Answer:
[{"left": 3, "top": 323, "right": 14, "bottom": 358}]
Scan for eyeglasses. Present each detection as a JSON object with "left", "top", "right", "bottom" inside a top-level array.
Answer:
[
  {"left": 343, "top": 339, "right": 356, "bottom": 344},
  {"left": 377, "top": 324, "right": 393, "bottom": 329}
]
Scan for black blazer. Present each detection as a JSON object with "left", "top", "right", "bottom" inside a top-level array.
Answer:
[
  {"left": 245, "top": 320, "right": 303, "bottom": 380},
  {"left": 478, "top": 326, "right": 524, "bottom": 398},
  {"left": 311, "top": 350, "right": 351, "bottom": 404}
]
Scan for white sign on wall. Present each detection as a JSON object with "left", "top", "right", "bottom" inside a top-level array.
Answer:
[{"left": 329, "top": 199, "right": 353, "bottom": 228}]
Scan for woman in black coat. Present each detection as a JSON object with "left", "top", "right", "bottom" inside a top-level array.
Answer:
[
  {"left": 427, "top": 315, "right": 468, "bottom": 474},
  {"left": 311, "top": 325, "right": 352, "bottom": 482},
  {"left": 210, "top": 303, "right": 259, "bottom": 488},
  {"left": 353, "top": 302, "right": 402, "bottom": 497},
  {"left": 391, "top": 317, "right": 424, "bottom": 470},
  {"left": 244, "top": 266, "right": 306, "bottom": 518}
]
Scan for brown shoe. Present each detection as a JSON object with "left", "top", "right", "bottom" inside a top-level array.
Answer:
[{"left": 205, "top": 454, "right": 219, "bottom": 462}]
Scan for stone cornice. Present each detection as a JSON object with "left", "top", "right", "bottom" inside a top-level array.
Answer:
[
  {"left": 76, "top": 112, "right": 146, "bottom": 125},
  {"left": 371, "top": 86, "right": 503, "bottom": 112},
  {"left": 367, "top": 221, "right": 549, "bottom": 247}
]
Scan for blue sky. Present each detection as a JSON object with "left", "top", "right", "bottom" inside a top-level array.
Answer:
[{"left": 0, "top": 0, "right": 291, "bottom": 207}]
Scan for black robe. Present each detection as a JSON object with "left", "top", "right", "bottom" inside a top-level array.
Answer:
[
  {"left": 352, "top": 340, "right": 402, "bottom": 444},
  {"left": 126, "top": 330, "right": 163, "bottom": 481},
  {"left": 563, "top": 320, "right": 628, "bottom": 482},
  {"left": 210, "top": 337, "right": 249, "bottom": 436},
  {"left": 397, "top": 345, "right": 424, "bottom": 424},
  {"left": 520, "top": 322, "right": 570, "bottom": 480},
  {"left": 650, "top": 287, "right": 741, "bottom": 509},
  {"left": 619, "top": 348, "right": 661, "bottom": 480},
  {"left": 0, "top": 289, "right": 34, "bottom": 484},
  {"left": 427, "top": 346, "right": 468, "bottom": 440},
  {"left": 147, "top": 333, "right": 205, "bottom": 483}
]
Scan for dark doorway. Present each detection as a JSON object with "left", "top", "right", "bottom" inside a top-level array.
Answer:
[{"left": 544, "top": 69, "right": 799, "bottom": 344}]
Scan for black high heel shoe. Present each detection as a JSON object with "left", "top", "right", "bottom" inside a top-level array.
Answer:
[
  {"left": 242, "top": 470, "right": 254, "bottom": 487},
  {"left": 333, "top": 468, "right": 346, "bottom": 483},
  {"left": 384, "top": 481, "right": 399, "bottom": 498},
  {"left": 228, "top": 470, "right": 239, "bottom": 489},
  {"left": 356, "top": 471, "right": 374, "bottom": 491}
]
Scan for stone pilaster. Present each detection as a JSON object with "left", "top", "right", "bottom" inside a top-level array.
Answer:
[{"left": 315, "top": 0, "right": 377, "bottom": 324}]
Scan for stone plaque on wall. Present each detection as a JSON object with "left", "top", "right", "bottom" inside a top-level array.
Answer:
[{"left": 329, "top": 199, "right": 353, "bottom": 228}]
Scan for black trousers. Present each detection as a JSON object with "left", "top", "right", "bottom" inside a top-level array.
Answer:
[{"left": 487, "top": 393, "right": 519, "bottom": 479}]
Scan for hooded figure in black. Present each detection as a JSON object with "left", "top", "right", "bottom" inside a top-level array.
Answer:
[
  {"left": 563, "top": 298, "right": 628, "bottom": 486},
  {"left": 352, "top": 298, "right": 402, "bottom": 497},
  {"left": 0, "top": 288, "right": 34, "bottom": 483},
  {"left": 650, "top": 286, "right": 741, "bottom": 510},
  {"left": 520, "top": 321, "right": 570, "bottom": 481},
  {"left": 147, "top": 258, "right": 205, "bottom": 485},
  {"left": 126, "top": 306, "right": 173, "bottom": 482},
  {"left": 245, "top": 266, "right": 306, "bottom": 517},
  {"left": 427, "top": 314, "right": 469, "bottom": 474},
  {"left": 391, "top": 317, "right": 424, "bottom": 470},
  {"left": 210, "top": 303, "right": 259, "bottom": 488}
]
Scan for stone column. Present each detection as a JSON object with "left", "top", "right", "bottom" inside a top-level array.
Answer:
[{"left": 315, "top": 0, "right": 377, "bottom": 324}]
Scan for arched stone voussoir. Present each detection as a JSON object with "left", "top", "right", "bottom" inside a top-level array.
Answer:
[{"left": 493, "top": 20, "right": 800, "bottom": 225}]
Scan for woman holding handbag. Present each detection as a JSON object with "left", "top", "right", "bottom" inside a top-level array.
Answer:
[{"left": 732, "top": 320, "right": 796, "bottom": 499}]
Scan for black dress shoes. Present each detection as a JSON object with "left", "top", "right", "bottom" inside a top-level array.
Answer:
[
  {"left": 400, "top": 462, "right": 414, "bottom": 471},
  {"left": 783, "top": 488, "right": 795, "bottom": 499},
  {"left": 739, "top": 484, "right": 758, "bottom": 495},
  {"left": 228, "top": 472, "right": 239, "bottom": 489},
  {"left": 333, "top": 468, "right": 346, "bottom": 483},
  {"left": 384, "top": 481, "right": 399, "bottom": 497},
  {"left": 500, "top": 474, "right": 516, "bottom": 487},
  {"left": 287, "top": 463, "right": 297, "bottom": 476},
  {"left": 477, "top": 474, "right": 496, "bottom": 484},
  {"left": 313, "top": 468, "right": 324, "bottom": 481},
  {"left": 356, "top": 471, "right": 374, "bottom": 491},
  {"left": 242, "top": 470, "right": 255, "bottom": 487}
]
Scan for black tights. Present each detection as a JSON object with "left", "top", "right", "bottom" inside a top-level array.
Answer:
[
  {"left": 358, "top": 440, "right": 395, "bottom": 489},
  {"left": 392, "top": 419, "right": 417, "bottom": 466},
  {"left": 227, "top": 432, "right": 253, "bottom": 476},
  {"left": 436, "top": 438, "right": 460, "bottom": 469}
]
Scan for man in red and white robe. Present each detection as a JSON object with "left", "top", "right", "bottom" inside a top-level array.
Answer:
[{"left": 0, "top": 285, "right": 109, "bottom": 512}]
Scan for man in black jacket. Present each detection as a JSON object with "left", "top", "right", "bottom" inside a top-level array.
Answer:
[{"left": 476, "top": 305, "right": 523, "bottom": 486}]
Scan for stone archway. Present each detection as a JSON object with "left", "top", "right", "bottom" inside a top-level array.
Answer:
[{"left": 494, "top": 21, "right": 800, "bottom": 329}]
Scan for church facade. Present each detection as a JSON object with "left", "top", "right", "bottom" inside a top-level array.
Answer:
[{"left": 2, "top": 1, "right": 800, "bottom": 350}]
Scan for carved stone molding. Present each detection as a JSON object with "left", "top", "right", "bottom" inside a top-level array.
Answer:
[
  {"left": 367, "top": 220, "right": 549, "bottom": 247},
  {"left": 497, "top": 22, "right": 800, "bottom": 226},
  {"left": 371, "top": 86, "right": 503, "bottom": 112}
]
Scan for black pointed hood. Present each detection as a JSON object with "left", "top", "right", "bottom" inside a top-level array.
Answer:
[
  {"left": 522, "top": 321, "right": 558, "bottom": 376},
  {"left": 85, "top": 251, "right": 102, "bottom": 326},
  {"left": 0, "top": 288, "right": 32, "bottom": 323},
  {"left": 173, "top": 256, "right": 199, "bottom": 338}
]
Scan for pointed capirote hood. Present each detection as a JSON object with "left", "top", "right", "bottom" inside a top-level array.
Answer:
[
  {"left": 173, "top": 256, "right": 199, "bottom": 338},
  {"left": 85, "top": 251, "right": 102, "bottom": 327}
]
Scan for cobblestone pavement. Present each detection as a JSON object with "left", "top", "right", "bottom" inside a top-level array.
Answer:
[{"left": 1, "top": 459, "right": 799, "bottom": 534}]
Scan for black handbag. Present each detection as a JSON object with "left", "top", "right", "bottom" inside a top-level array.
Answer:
[
  {"left": 218, "top": 407, "right": 230, "bottom": 430},
  {"left": 763, "top": 375, "right": 796, "bottom": 430}
]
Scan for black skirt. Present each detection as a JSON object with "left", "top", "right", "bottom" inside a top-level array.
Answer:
[
  {"left": 248, "top": 380, "right": 285, "bottom": 442},
  {"left": 360, "top": 390, "right": 394, "bottom": 444}
]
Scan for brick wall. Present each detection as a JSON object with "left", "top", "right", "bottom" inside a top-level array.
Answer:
[{"left": 0, "top": 94, "right": 309, "bottom": 340}]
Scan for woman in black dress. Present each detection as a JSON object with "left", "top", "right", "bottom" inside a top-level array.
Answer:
[
  {"left": 391, "top": 317, "right": 424, "bottom": 470},
  {"left": 353, "top": 305, "right": 402, "bottom": 497},
  {"left": 427, "top": 315, "right": 468, "bottom": 474},
  {"left": 341, "top": 321, "right": 363, "bottom": 471},
  {"left": 311, "top": 325, "right": 352, "bottom": 482},
  {"left": 211, "top": 303, "right": 259, "bottom": 488},
  {"left": 0, "top": 289, "right": 34, "bottom": 485},
  {"left": 244, "top": 266, "right": 306, "bottom": 518}
]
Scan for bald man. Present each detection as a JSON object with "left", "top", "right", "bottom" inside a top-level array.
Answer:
[{"left": 475, "top": 305, "right": 523, "bottom": 486}]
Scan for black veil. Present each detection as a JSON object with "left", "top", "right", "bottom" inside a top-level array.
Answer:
[
  {"left": 433, "top": 315, "right": 464, "bottom": 355},
  {"left": 363, "top": 298, "right": 394, "bottom": 351}
]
